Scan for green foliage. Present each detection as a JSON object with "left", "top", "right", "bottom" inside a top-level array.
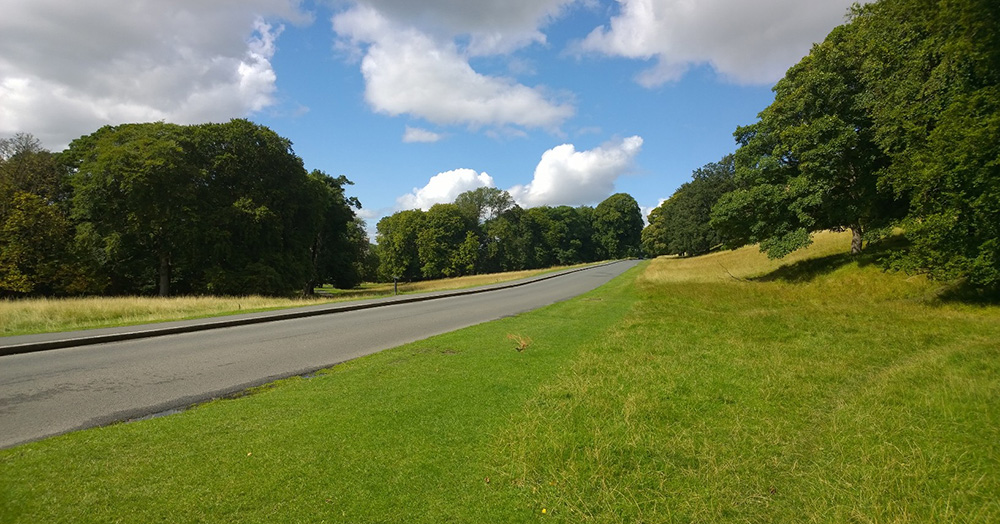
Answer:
[
  {"left": 712, "top": 0, "right": 1000, "bottom": 290},
  {"left": 453, "top": 187, "right": 514, "bottom": 224},
  {"left": 304, "top": 171, "right": 365, "bottom": 290},
  {"left": 376, "top": 209, "right": 425, "bottom": 281},
  {"left": 192, "top": 120, "right": 321, "bottom": 296},
  {"left": 417, "top": 204, "right": 477, "bottom": 279},
  {"left": 59, "top": 120, "right": 364, "bottom": 296},
  {"left": 66, "top": 122, "right": 202, "bottom": 296},
  {"left": 642, "top": 155, "right": 735, "bottom": 257},
  {"left": 379, "top": 193, "right": 625, "bottom": 282},
  {"left": 481, "top": 206, "right": 536, "bottom": 273},
  {"left": 0, "top": 134, "right": 96, "bottom": 296},
  {"left": 712, "top": 23, "right": 903, "bottom": 259},
  {"left": 853, "top": 0, "right": 1000, "bottom": 287},
  {"left": 592, "top": 193, "right": 643, "bottom": 259}
]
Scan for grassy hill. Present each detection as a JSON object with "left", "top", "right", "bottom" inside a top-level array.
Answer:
[{"left": 2, "top": 232, "right": 997, "bottom": 522}]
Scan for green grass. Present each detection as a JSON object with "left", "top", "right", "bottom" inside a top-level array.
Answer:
[{"left": 2, "top": 232, "right": 998, "bottom": 522}]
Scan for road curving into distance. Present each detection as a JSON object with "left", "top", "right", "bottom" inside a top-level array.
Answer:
[{"left": 0, "top": 260, "right": 639, "bottom": 449}]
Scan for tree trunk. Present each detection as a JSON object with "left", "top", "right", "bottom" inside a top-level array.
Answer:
[
  {"left": 851, "top": 227, "right": 863, "bottom": 255},
  {"left": 159, "top": 253, "right": 170, "bottom": 297}
]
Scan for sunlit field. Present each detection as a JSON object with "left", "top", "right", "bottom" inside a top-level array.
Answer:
[
  {"left": 0, "top": 266, "right": 584, "bottom": 337},
  {"left": 2, "top": 233, "right": 997, "bottom": 522}
]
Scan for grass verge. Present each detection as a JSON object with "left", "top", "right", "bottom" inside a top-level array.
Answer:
[
  {"left": 0, "top": 265, "right": 586, "bottom": 337},
  {"left": 1, "top": 232, "right": 997, "bottom": 522}
]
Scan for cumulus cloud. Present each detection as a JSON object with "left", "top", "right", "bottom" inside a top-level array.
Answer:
[
  {"left": 353, "top": 0, "right": 574, "bottom": 55},
  {"left": 403, "top": 126, "right": 444, "bottom": 143},
  {"left": 397, "top": 168, "right": 495, "bottom": 210},
  {"left": 332, "top": 4, "right": 574, "bottom": 132},
  {"left": 0, "top": 0, "right": 307, "bottom": 148},
  {"left": 578, "top": 0, "right": 864, "bottom": 86},
  {"left": 509, "top": 136, "right": 643, "bottom": 208}
]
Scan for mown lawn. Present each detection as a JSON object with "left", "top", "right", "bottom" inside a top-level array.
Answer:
[{"left": 2, "top": 232, "right": 998, "bottom": 522}]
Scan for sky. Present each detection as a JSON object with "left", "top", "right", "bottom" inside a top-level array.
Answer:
[{"left": 0, "top": 0, "right": 863, "bottom": 237}]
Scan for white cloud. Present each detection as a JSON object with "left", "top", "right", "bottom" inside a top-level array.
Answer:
[
  {"left": 403, "top": 126, "right": 444, "bottom": 143},
  {"left": 332, "top": 4, "right": 574, "bottom": 132},
  {"left": 0, "top": 0, "right": 308, "bottom": 148},
  {"left": 578, "top": 0, "right": 864, "bottom": 86},
  {"left": 352, "top": 0, "right": 574, "bottom": 55},
  {"left": 509, "top": 136, "right": 643, "bottom": 208},
  {"left": 397, "top": 168, "right": 495, "bottom": 210}
]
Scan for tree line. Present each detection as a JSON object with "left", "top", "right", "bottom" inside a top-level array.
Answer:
[
  {"left": 644, "top": 0, "right": 999, "bottom": 290},
  {"left": 1, "top": 120, "right": 368, "bottom": 297},
  {"left": 2, "top": 121, "right": 646, "bottom": 298},
  {"left": 375, "top": 188, "right": 643, "bottom": 282}
]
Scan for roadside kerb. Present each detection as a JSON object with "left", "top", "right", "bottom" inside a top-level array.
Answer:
[{"left": 0, "top": 261, "right": 622, "bottom": 357}]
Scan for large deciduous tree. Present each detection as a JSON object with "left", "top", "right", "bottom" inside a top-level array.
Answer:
[
  {"left": 63, "top": 120, "right": 363, "bottom": 296},
  {"left": 454, "top": 187, "right": 515, "bottom": 225},
  {"left": 193, "top": 120, "right": 319, "bottom": 295},
  {"left": 853, "top": 0, "right": 1000, "bottom": 287},
  {"left": 66, "top": 122, "right": 202, "bottom": 296},
  {"left": 417, "top": 203, "right": 477, "bottom": 279},
  {"left": 712, "top": 23, "right": 903, "bottom": 259},
  {"left": 481, "top": 205, "right": 536, "bottom": 273},
  {"left": 376, "top": 209, "right": 425, "bottom": 282},
  {"left": 593, "top": 193, "right": 643, "bottom": 259}
]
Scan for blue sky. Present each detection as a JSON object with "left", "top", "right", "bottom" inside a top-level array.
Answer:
[{"left": 1, "top": 0, "right": 862, "bottom": 235}]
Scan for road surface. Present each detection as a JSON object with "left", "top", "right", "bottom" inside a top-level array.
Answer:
[{"left": 0, "top": 261, "right": 638, "bottom": 449}]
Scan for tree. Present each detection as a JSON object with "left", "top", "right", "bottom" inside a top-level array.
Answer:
[
  {"left": 853, "top": 0, "right": 1000, "bottom": 287},
  {"left": 593, "top": 193, "right": 643, "bottom": 259},
  {"left": 541, "top": 205, "right": 595, "bottom": 265},
  {"left": 643, "top": 156, "right": 735, "bottom": 257},
  {"left": 193, "top": 120, "right": 320, "bottom": 295},
  {"left": 64, "top": 120, "right": 353, "bottom": 296},
  {"left": 481, "top": 206, "right": 536, "bottom": 273},
  {"left": 376, "top": 209, "right": 425, "bottom": 281},
  {"left": 454, "top": 187, "right": 515, "bottom": 224},
  {"left": 0, "top": 134, "right": 90, "bottom": 296},
  {"left": 304, "top": 171, "right": 364, "bottom": 292},
  {"left": 0, "top": 133, "right": 67, "bottom": 208},
  {"left": 711, "top": 22, "right": 903, "bottom": 258},
  {"left": 66, "top": 122, "right": 202, "bottom": 296},
  {"left": 417, "top": 203, "right": 476, "bottom": 279}
]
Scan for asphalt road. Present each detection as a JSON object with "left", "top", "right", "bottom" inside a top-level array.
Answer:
[{"left": 0, "top": 260, "right": 638, "bottom": 449}]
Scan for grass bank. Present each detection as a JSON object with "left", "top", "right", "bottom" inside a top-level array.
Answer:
[
  {"left": 0, "top": 266, "right": 582, "bottom": 337},
  {"left": 2, "top": 232, "right": 997, "bottom": 522}
]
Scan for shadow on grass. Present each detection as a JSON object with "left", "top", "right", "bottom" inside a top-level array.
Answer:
[
  {"left": 754, "top": 236, "right": 907, "bottom": 284},
  {"left": 936, "top": 281, "right": 1000, "bottom": 306},
  {"left": 753, "top": 236, "right": 1000, "bottom": 305}
]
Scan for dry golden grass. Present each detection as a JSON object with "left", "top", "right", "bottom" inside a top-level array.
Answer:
[
  {"left": 348, "top": 266, "right": 582, "bottom": 295},
  {"left": 0, "top": 295, "right": 330, "bottom": 337},
  {"left": 639, "top": 230, "right": 856, "bottom": 284},
  {"left": 1, "top": 265, "right": 587, "bottom": 337},
  {"left": 638, "top": 231, "right": 951, "bottom": 308}
]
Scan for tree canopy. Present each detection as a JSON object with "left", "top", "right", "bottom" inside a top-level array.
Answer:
[
  {"left": 707, "top": 0, "right": 999, "bottom": 290},
  {"left": 711, "top": 23, "right": 903, "bottom": 259},
  {"left": 375, "top": 191, "right": 640, "bottom": 283},
  {"left": 3, "top": 121, "right": 365, "bottom": 297},
  {"left": 643, "top": 155, "right": 735, "bottom": 258},
  {"left": 593, "top": 193, "right": 643, "bottom": 259}
]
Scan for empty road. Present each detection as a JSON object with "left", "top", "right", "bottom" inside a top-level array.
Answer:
[{"left": 0, "top": 261, "right": 638, "bottom": 449}]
